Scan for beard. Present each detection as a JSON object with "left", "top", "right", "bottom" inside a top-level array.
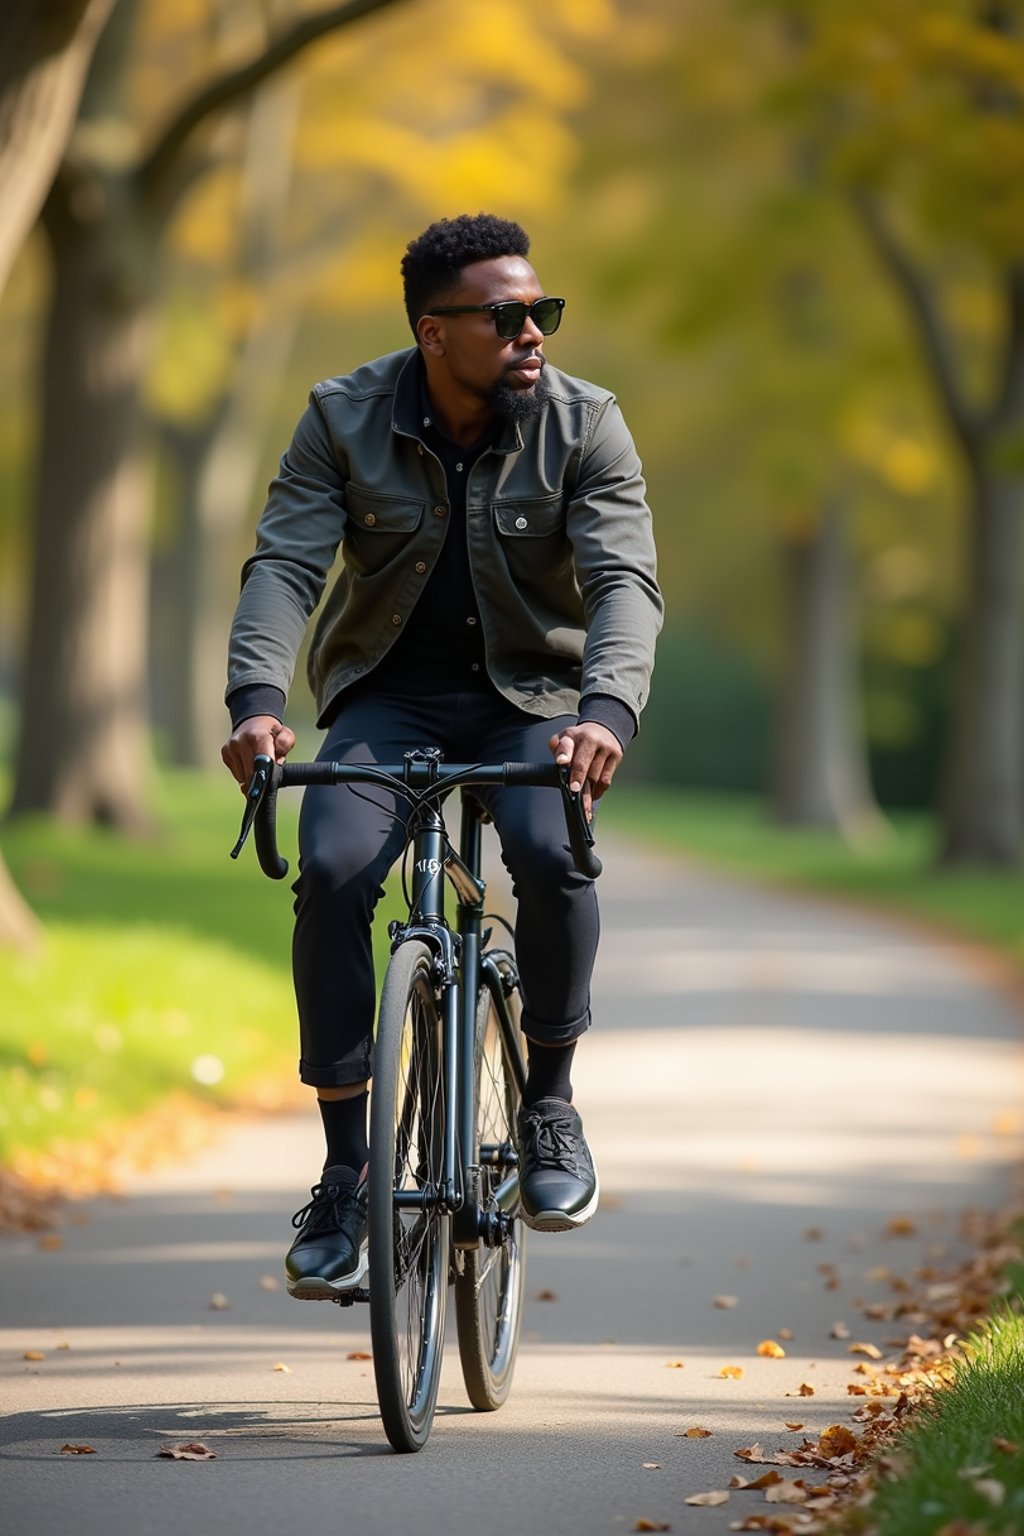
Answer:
[{"left": 487, "top": 366, "right": 547, "bottom": 429}]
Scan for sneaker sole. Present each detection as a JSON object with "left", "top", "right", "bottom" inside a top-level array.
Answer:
[
  {"left": 521, "top": 1177, "right": 600, "bottom": 1233},
  {"left": 286, "top": 1242, "right": 368, "bottom": 1300}
]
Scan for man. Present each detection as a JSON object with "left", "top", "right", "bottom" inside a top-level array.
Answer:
[{"left": 222, "top": 213, "right": 661, "bottom": 1299}]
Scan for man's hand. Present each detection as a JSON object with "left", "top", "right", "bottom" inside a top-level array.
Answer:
[
  {"left": 221, "top": 715, "right": 296, "bottom": 794},
  {"left": 548, "top": 722, "right": 622, "bottom": 819}
]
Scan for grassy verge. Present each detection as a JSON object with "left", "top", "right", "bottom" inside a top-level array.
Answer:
[
  {"left": 0, "top": 769, "right": 405, "bottom": 1182},
  {"left": 861, "top": 1307, "right": 1024, "bottom": 1535},
  {"left": 601, "top": 789, "right": 1024, "bottom": 967}
]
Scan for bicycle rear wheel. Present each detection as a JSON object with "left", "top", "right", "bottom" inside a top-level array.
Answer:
[
  {"left": 454, "top": 952, "right": 526, "bottom": 1410},
  {"left": 369, "top": 940, "right": 450, "bottom": 1452}
]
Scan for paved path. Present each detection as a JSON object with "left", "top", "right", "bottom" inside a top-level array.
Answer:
[{"left": 3, "top": 840, "right": 1024, "bottom": 1536}]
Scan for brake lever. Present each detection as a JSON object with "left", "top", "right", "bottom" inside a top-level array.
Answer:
[{"left": 230, "top": 753, "right": 275, "bottom": 859}]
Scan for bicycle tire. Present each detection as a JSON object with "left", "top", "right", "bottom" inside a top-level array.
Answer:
[
  {"left": 369, "top": 939, "right": 450, "bottom": 1452},
  {"left": 454, "top": 951, "right": 526, "bottom": 1410}
]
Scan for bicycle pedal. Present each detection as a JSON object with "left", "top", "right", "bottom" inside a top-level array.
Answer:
[{"left": 331, "top": 1286, "right": 371, "bottom": 1307}]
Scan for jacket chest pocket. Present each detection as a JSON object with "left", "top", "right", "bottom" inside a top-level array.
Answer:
[
  {"left": 493, "top": 494, "right": 566, "bottom": 539},
  {"left": 344, "top": 485, "right": 425, "bottom": 575}
]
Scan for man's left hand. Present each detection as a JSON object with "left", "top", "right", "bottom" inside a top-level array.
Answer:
[{"left": 549, "top": 722, "right": 622, "bottom": 819}]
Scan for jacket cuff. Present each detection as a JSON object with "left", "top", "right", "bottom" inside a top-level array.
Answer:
[
  {"left": 227, "top": 684, "right": 286, "bottom": 731},
  {"left": 577, "top": 693, "right": 637, "bottom": 750}
]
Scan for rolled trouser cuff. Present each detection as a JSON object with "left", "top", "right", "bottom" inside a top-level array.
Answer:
[
  {"left": 521, "top": 1007, "right": 591, "bottom": 1048},
  {"left": 298, "top": 1044, "right": 373, "bottom": 1089}
]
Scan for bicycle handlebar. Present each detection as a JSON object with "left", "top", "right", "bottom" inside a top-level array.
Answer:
[{"left": 230, "top": 754, "right": 602, "bottom": 882}]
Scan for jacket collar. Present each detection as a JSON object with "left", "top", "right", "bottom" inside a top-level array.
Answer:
[{"left": 391, "top": 348, "right": 523, "bottom": 455}]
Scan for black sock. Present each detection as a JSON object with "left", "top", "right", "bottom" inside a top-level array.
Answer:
[
  {"left": 318, "top": 1092, "right": 369, "bottom": 1174},
  {"left": 523, "top": 1040, "right": 576, "bottom": 1107}
]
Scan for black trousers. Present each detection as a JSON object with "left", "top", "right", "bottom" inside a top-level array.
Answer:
[{"left": 291, "top": 683, "right": 600, "bottom": 1088}]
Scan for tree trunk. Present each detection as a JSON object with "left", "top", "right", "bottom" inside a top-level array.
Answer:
[
  {"left": 772, "top": 497, "right": 883, "bottom": 841},
  {"left": 0, "top": 0, "right": 116, "bottom": 294},
  {"left": 0, "top": 847, "right": 39, "bottom": 951},
  {"left": 941, "top": 469, "right": 1023, "bottom": 864},
  {"left": 10, "top": 172, "right": 154, "bottom": 828}
]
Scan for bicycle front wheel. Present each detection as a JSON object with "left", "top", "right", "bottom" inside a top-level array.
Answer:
[
  {"left": 369, "top": 939, "right": 450, "bottom": 1452},
  {"left": 454, "top": 952, "right": 526, "bottom": 1410}
]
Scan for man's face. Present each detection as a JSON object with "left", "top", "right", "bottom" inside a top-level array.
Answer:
[{"left": 418, "top": 256, "right": 553, "bottom": 418}]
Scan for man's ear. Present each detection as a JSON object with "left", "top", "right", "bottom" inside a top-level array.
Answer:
[{"left": 417, "top": 314, "right": 445, "bottom": 355}]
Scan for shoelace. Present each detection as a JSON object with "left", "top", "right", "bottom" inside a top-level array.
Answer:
[
  {"left": 291, "top": 1178, "right": 360, "bottom": 1238},
  {"left": 520, "top": 1109, "right": 580, "bottom": 1173}
]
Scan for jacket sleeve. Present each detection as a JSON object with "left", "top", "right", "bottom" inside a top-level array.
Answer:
[
  {"left": 225, "top": 395, "right": 348, "bottom": 707},
  {"left": 567, "top": 396, "right": 663, "bottom": 722}
]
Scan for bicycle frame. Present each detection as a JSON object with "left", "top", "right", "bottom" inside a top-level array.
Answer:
[{"left": 387, "top": 775, "right": 525, "bottom": 1250}]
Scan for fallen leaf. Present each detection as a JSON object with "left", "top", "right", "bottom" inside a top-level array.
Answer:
[
  {"left": 756, "top": 1339, "right": 786, "bottom": 1359},
  {"left": 735, "top": 1444, "right": 767, "bottom": 1464},
  {"left": 784, "top": 1423, "right": 805, "bottom": 1432},
  {"left": 634, "top": 1521, "right": 670, "bottom": 1532},
  {"left": 764, "top": 1480, "right": 807, "bottom": 1504},
  {"left": 23, "top": 1351, "right": 45, "bottom": 1362},
  {"left": 744, "top": 1471, "right": 784, "bottom": 1490},
  {"left": 157, "top": 1442, "right": 217, "bottom": 1460},
  {"left": 208, "top": 1293, "right": 230, "bottom": 1311},
  {"left": 258, "top": 1275, "right": 280, "bottom": 1292},
  {"left": 684, "top": 1490, "right": 730, "bottom": 1507},
  {"left": 664, "top": 1360, "right": 686, "bottom": 1369},
  {"left": 848, "top": 1342, "right": 883, "bottom": 1359},
  {"left": 715, "top": 1295, "right": 739, "bottom": 1309},
  {"left": 642, "top": 1462, "right": 662, "bottom": 1469},
  {"left": 818, "top": 1425, "right": 858, "bottom": 1458},
  {"left": 38, "top": 1234, "right": 64, "bottom": 1251},
  {"left": 885, "top": 1217, "right": 917, "bottom": 1237},
  {"left": 786, "top": 1383, "right": 815, "bottom": 1397},
  {"left": 680, "top": 1427, "right": 713, "bottom": 1439},
  {"left": 972, "top": 1479, "right": 1005, "bottom": 1507},
  {"left": 719, "top": 1365, "right": 745, "bottom": 1379},
  {"left": 804, "top": 1227, "right": 824, "bottom": 1241},
  {"left": 60, "top": 1444, "right": 95, "bottom": 1455},
  {"left": 346, "top": 1351, "right": 372, "bottom": 1361},
  {"left": 830, "top": 1322, "right": 851, "bottom": 1339},
  {"left": 993, "top": 1438, "right": 1019, "bottom": 1455},
  {"left": 272, "top": 1362, "right": 291, "bottom": 1373},
  {"left": 57, "top": 1342, "right": 71, "bottom": 1350},
  {"left": 535, "top": 1289, "right": 558, "bottom": 1302},
  {"left": 777, "top": 1328, "right": 793, "bottom": 1341}
]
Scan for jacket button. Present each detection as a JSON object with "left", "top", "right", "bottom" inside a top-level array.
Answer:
[
  {"left": 433, "top": 505, "right": 447, "bottom": 518},
  {"left": 391, "top": 613, "right": 402, "bottom": 626},
  {"left": 363, "top": 513, "right": 376, "bottom": 527},
  {"left": 515, "top": 516, "right": 528, "bottom": 530},
  {"left": 415, "top": 561, "right": 426, "bottom": 574},
  {"left": 416, "top": 444, "right": 425, "bottom": 456}
]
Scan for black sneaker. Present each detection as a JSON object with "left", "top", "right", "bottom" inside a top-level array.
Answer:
[
  {"left": 517, "top": 1098, "right": 599, "bottom": 1232},
  {"left": 285, "top": 1164, "right": 368, "bottom": 1299}
]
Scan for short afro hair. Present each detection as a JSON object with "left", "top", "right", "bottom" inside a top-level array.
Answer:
[{"left": 401, "top": 213, "right": 531, "bottom": 337}]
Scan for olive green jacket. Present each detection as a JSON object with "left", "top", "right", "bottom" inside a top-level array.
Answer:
[{"left": 226, "top": 347, "right": 662, "bottom": 728}]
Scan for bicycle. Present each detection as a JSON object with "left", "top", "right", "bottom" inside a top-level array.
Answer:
[{"left": 231, "top": 746, "right": 601, "bottom": 1452}]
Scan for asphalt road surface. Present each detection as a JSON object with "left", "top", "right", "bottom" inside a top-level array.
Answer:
[{"left": 3, "top": 839, "right": 1023, "bottom": 1536}]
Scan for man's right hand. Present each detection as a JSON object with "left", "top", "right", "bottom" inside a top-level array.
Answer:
[{"left": 221, "top": 715, "right": 296, "bottom": 793}]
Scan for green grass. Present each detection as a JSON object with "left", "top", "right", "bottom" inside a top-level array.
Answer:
[
  {"left": 0, "top": 770, "right": 405, "bottom": 1169},
  {"left": 863, "top": 1308, "right": 1024, "bottom": 1534},
  {"left": 601, "top": 789, "right": 1024, "bottom": 965}
]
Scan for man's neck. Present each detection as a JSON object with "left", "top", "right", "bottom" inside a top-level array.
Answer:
[{"left": 422, "top": 369, "right": 495, "bottom": 449}]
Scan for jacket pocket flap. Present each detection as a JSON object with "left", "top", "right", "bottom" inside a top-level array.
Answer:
[
  {"left": 494, "top": 496, "right": 565, "bottom": 537},
  {"left": 346, "top": 484, "right": 425, "bottom": 532}
]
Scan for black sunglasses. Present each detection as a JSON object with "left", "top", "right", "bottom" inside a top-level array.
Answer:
[{"left": 425, "top": 296, "right": 565, "bottom": 340}]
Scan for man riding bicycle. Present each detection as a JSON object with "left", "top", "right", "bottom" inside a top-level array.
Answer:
[{"left": 221, "top": 213, "right": 662, "bottom": 1299}]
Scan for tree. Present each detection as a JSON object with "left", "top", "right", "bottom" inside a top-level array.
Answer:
[
  {"left": 768, "top": 0, "right": 1024, "bottom": 863},
  {"left": 0, "top": 0, "right": 118, "bottom": 944}
]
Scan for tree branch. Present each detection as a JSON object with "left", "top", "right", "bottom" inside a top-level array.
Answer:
[
  {"left": 136, "top": 0, "right": 408, "bottom": 209},
  {"left": 851, "top": 188, "right": 977, "bottom": 452}
]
